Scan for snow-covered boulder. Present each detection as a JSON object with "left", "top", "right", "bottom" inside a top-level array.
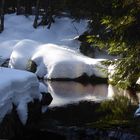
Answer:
[
  {"left": 9, "top": 39, "right": 41, "bottom": 69},
  {"left": 9, "top": 42, "right": 107, "bottom": 79},
  {"left": 0, "top": 67, "right": 41, "bottom": 124}
]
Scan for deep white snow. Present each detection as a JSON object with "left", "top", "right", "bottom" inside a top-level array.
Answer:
[
  {"left": 9, "top": 41, "right": 107, "bottom": 79},
  {"left": 0, "top": 14, "right": 107, "bottom": 79},
  {"left": 0, "top": 14, "right": 87, "bottom": 65},
  {"left": 0, "top": 14, "right": 108, "bottom": 123},
  {"left": 0, "top": 67, "right": 41, "bottom": 124}
]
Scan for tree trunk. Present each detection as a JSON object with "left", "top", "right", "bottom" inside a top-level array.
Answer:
[
  {"left": 0, "top": 0, "right": 5, "bottom": 33},
  {"left": 47, "top": 0, "right": 55, "bottom": 29},
  {"left": 40, "top": 0, "right": 54, "bottom": 29},
  {"left": 25, "top": 0, "right": 32, "bottom": 16},
  {"left": 33, "top": 0, "right": 40, "bottom": 28},
  {"left": 16, "top": 0, "right": 21, "bottom": 15}
]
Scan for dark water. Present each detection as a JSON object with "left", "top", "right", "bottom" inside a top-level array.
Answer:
[{"left": 0, "top": 81, "right": 140, "bottom": 139}]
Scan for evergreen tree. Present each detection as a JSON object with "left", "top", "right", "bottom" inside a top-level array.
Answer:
[
  {"left": 0, "top": 0, "right": 5, "bottom": 33},
  {"left": 87, "top": 0, "right": 140, "bottom": 90}
]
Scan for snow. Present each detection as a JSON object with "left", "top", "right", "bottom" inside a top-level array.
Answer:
[
  {"left": 0, "top": 14, "right": 87, "bottom": 66},
  {"left": 134, "top": 104, "right": 140, "bottom": 117},
  {"left": 0, "top": 14, "right": 107, "bottom": 79},
  {"left": 0, "top": 14, "right": 108, "bottom": 123},
  {"left": 39, "top": 82, "right": 48, "bottom": 93},
  {"left": 136, "top": 78, "right": 140, "bottom": 85},
  {"left": 0, "top": 67, "right": 41, "bottom": 124},
  {"left": 0, "top": 40, "right": 19, "bottom": 65},
  {"left": 9, "top": 42, "right": 107, "bottom": 79},
  {"left": 0, "top": 14, "right": 87, "bottom": 49},
  {"left": 9, "top": 39, "right": 40, "bottom": 69}
]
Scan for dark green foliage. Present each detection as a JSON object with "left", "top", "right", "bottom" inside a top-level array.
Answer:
[
  {"left": 87, "top": 0, "right": 140, "bottom": 89},
  {"left": 98, "top": 95, "right": 133, "bottom": 120}
]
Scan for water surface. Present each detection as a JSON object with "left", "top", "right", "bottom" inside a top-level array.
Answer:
[{"left": 44, "top": 81, "right": 109, "bottom": 107}]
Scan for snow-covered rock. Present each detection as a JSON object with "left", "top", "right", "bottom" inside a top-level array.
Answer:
[
  {"left": 0, "top": 67, "right": 41, "bottom": 124},
  {"left": 9, "top": 42, "right": 107, "bottom": 79},
  {"left": 9, "top": 39, "right": 40, "bottom": 69}
]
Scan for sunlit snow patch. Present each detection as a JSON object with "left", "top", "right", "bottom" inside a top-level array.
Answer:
[{"left": 9, "top": 41, "right": 107, "bottom": 79}]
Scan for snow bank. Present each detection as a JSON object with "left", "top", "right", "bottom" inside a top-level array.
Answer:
[
  {"left": 0, "top": 40, "right": 19, "bottom": 65},
  {"left": 0, "top": 14, "right": 106, "bottom": 80},
  {"left": 0, "top": 14, "right": 87, "bottom": 49},
  {"left": 9, "top": 41, "right": 107, "bottom": 79},
  {"left": 0, "top": 14, "right": 107, "bottom": 79},
  {"left": 0, "top": 67, "right": 41, "bottom": 124},
  {"left": 0, "top": 14, "right": 88, "bottom": 66}
]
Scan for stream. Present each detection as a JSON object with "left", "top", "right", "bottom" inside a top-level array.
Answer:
[
  {"left": 0, "top": 81, "right": 140, "bottom": 140},
  {"left": 45, "top": 81, "right": 108, "bottom": 107}
]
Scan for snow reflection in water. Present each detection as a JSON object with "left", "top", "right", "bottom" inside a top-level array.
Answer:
[{"left": 44, "top": 81, "right": 108, "bottom": 107}]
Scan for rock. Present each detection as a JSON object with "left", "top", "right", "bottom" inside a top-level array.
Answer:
[
  {"left": 41, "top": 92, "right": 53, "bottom": 106},
  {"left": 26, "top": 60, "right": 37, "bottom": 73}
]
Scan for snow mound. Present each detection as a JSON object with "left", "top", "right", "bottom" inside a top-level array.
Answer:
[
  {"left": 9, "top": 41, "right": 107, "bottom": 79},
  {"left": 9, "top": 39, "right": 41, "bottom": 69},
  {"left": 0, "top": 67, "right": 41, "bottom": 124}
]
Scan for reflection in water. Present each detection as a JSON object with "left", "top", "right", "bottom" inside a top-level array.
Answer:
[
  {"left": 44, "top": 81, "right": 108, "bottom": 107},
  {"left": 0, "top": 81, "right": 140, "bottom": 139},
  {"left": 108, "top": 84, "right": 139, "bottom": 104}
]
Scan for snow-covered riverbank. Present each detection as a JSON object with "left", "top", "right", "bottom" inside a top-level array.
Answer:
[
  {"left": 0, "top": 14, "right": 107, "bottom": 124},
  {"left": 0, "top": 14, "right": 107, "bottom": 79}
]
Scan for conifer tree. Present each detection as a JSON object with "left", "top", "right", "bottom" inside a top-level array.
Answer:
[
  {"left": 0, "top": 0, "right": 5, "bottom": 33},
  {"left": 87, "top": 0, "right": 140, "bottom": 90}
]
